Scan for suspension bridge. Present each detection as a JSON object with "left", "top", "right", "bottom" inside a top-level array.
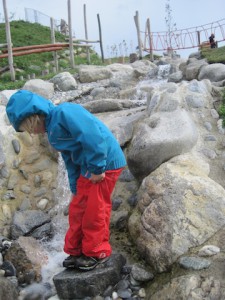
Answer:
[{"left": 141, "top": 18, "right": 225, "bottom": 53}]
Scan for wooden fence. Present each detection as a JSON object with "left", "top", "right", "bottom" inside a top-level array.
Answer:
[{"left": 1, "top": 1, "right": 104, "bottom": 81}]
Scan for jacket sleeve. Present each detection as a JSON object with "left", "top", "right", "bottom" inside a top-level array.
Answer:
[
  {"left": 63, "top": 106, "right": 107, "bottom": 175},
  {"left": 61, "top": 151, "right": 80, "bottom": 194}
]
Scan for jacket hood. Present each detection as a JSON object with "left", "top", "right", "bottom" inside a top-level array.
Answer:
[{"left": 6, "top": 90, "right": 55, "bottom": 131}]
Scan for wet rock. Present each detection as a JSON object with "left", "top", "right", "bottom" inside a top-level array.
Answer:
[
  {"left": 19, "top": 282, "right": 53, "bottom": 300},
  {"left": 0, "top": 276, "right": 18, "bottom": 300},
  {"left": 1, "top": 260, "right": 17, "bottom": 277},
  {"left": 53, "top": 253, "right": 126, "bottom": 299}
]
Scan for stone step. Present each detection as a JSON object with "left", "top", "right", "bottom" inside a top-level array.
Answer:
[{"left": 53, "top": 253, "right": 126, "bottom": 299}]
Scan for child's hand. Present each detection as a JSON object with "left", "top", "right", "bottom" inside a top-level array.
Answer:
[{"left": 90, "top": 173, "right": 105, "bottom": 183}]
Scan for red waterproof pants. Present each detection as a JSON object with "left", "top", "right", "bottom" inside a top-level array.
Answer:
[{"left": 64, "top": 168, "right": 123, "bottom": 258}]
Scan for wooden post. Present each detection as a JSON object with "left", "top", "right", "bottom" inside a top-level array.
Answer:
[
  {"left": 147, "top": 18, "right": 153, "bottom": 62},
  {"left": 97, "top": 14, "right": 104, "bottom": 63},
  {"left": 3, "top": 0, "right": 15, "bottom": 81},
  {"left": 83, "top": 4, "right": 90, "bottom": 64},
  {"left": 134, "top": 11, "right": 142, "bottom": 59},
  {"left": 197, "top": 31, "right": 201, "bottom": 47},
  {"left": 68, "top": 0, "right": 75, "bottom": 68},
  {"left": 50, "top": 17, "right": 59, "bottom": 72}
]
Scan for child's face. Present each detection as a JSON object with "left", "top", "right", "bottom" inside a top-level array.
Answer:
[{"left": 32, "top": 119, "right": 46, "bottom": 134}]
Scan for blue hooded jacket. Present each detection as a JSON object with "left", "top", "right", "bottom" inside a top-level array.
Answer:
[{"left": 6, "top": 90, "right": 126, "bottom": 194}]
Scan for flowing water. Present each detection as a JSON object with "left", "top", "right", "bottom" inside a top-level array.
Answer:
[
  {"left": 134, "top": 63, "right": 171, "bottom": 105},
  {"left": 41, "top": 155, "right": 70, "bottom": 286}
]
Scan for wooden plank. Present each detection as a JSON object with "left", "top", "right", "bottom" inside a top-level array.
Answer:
[
  {"left": 0, "top": 47, "right": 64, "bottom": 58},
  {"left": 65, "top": 38, "right": 100, "bottom": 43},
  {"left": 2, "top": 43, "right": 92, "bottom": 54},
  {"left": 2, "top": 43, "right": 70, "bottom": 53}
]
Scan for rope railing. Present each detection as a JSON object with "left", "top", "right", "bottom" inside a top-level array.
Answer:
[{"left": 142, "top": 18, "right": 225, "bottom": 51}]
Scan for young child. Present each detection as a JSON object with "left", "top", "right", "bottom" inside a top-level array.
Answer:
[{"left": 6, "top": 89, "right": 126, "bottom": 271}]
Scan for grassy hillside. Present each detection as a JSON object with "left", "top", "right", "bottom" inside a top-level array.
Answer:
[
  {"left": 201, "top": 45, "right": 225, "bottom": 64},
  {"left": 0, "top": 20, "right": 67, "bottom": 71},
  {"left": 0, "top": 20, "right": 102, "bottom": 88}
]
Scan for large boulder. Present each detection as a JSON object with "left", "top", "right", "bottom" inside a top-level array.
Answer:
[
  {"left": 79, "top": 65, "right": 112, "bottom": 83},
  {"left": 198, "top": 63, "right": 225, "bottom": 82},
  {"left": 23, "top": 79, "right": 54, "bottom": 99},
  {"left": 82, "top": 99, "right": 136, "bottom": 113},
  {"left": 128, "top": 153, "right": 225, "bottom": 272},
  {"left": 127, "top": 109, "right": 198, "bottom": 180},
  {"left": 184, "top": 59, "right": 208, "bottom": 81},
  {"left": 49, "top": 72, "right": 78, "bottom": 91},
  {"left": 97, "top": 107, "right": 145, "bottom": 146}
]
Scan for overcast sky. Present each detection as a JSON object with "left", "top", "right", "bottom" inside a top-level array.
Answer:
[{"left": 2, "top": 0, "right": 225, "bottom": 58}]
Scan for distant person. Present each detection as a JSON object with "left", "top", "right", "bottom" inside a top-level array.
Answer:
[{"left": 209, "top": 33, "right": 217, "bottom": 49}]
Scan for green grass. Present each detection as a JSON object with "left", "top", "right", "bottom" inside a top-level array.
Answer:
[
  {"left": 201, "top": 45, "right": 225, "bottom": 64},
  {"left": 219, "top": 89, "right": 225, "bottom": 126},
  {"left": 0, "top": 20, "right": 66, "bottom": 72}
]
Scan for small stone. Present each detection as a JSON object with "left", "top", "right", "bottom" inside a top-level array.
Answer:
[
  {"left": 12, "top": 139, "right": 20, "bottom": 154},
  {"left": 1, "top": 261, "right": 16, "bottom": 277},
  {"left": 179, "top": 256, "right": 211, "bottom": 270},
  {"left": 112, "top": 291, "right": 118, "bottom": 300},
  {"left": 117, "top": 289, "right": 132, "bottom": 298},
  {"left": 131, "top": 264, "right": 154, "bottom": 282},
  {"left": 112, "top": 197, "right": 122, "bottom": 211},
  {"left": 36, "top": 198, "right": 49, "bottom": 210},
  {"left": 198, "top": 245, "right": 220, "bottom": 257},
  {"left": 138, "top": 288, "right": 146, "bottom": 298}
]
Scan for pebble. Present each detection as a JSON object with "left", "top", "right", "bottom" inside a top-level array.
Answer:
[
  {"left": 138, "top": 288, "right": 146, "bottom": 298},
  {"left": 131, "top": 264, "right": 154, "bottom": 282},
  {"left": 12, "top": 139, "right": 20, "bottom": 154},
  {"left": 179, "top": 256, "right": 211, "bottom": 270},
  {"left": 198, "top": 245, "right": 220, "bottom": 257}
]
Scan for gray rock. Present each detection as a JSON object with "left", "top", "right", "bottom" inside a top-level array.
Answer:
[
  {"left": 53, "top": 253, "right": 126, "bottom": 299},
  {"left": 179, "top": 256, "right": 211, "bottom": 270},
  {"left": 0, "top": 277, "right": 18, "bottom": 300},
  {"left": 23, "top": 79, "right": 54, "bottom": 99},
  {"left": 50, "top": 72, "right": 78, "bottom": 91},
  {"left": 12, "top": 139, "right": 20, "bottom": 154},
  {"left": 198, "top": 63, "right": 225, "bottom": 82},
  {"left": 11, "top": 210, "right": 51, "bottom": 239},
  {"left": 127, "top": 110, "right": 198, "bottom": 180}
]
